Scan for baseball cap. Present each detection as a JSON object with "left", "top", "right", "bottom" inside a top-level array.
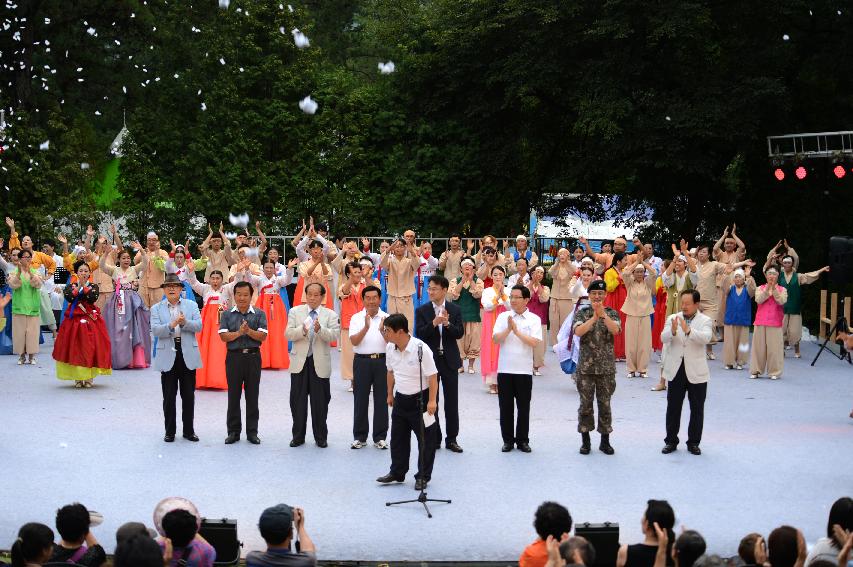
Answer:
[
  {"left": 588, "top": 280, "right": 606, "bottom": 292},
  {"left": 258, "top": 504, "right": 293, "bottom": 534}
]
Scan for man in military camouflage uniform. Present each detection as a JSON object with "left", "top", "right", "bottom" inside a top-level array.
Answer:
[{"left": 572, "top": 279, "right": 621, "bottom": 455}]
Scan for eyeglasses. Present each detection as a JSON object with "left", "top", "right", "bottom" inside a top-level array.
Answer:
[{"left": 484, "top": 251, "right": 496, "bottom": 255}]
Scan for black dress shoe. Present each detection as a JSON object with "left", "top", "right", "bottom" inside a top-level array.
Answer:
[
  {"left": 224, "top": 433, "right": 239, "bottom": 444},
  {"left": 247, "top": 435, "right": 261, "bottom": 445},
  {"left": 414, "top": 478, "right": 429, "bottom": 491},
  {"left": 446, "top": 441, "right": 463, "bottom": 453},
  {"left": 376, "top": 473, "right": 404, "bottom": 484},
  {"left": 501, "top": 442, "right": 513, "bottom": 452},
  {"left": 289, "top": 439, "right": 304, "bottom": 447},
  {"left": 662, "top": 444, "right": 677, "bottom": 454},
  {"left": 164, "top": 434, "right": 175, "bottom": 443},
  {"left": 687, "top": 444, "right": 702, "bottom": 455},
  {"left": 517, "top": 442, "right": 532, "bottom": 453},
  {"left": 182, "top": 433, "right": 199, "bottom": 442},
  {"left": 316, "top": 440, "right": 328, "bottom": 448}
]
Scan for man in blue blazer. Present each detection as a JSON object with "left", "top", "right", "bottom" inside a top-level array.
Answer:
[{"left": 151, "top": 274, "right": 203, "bottom": 442}]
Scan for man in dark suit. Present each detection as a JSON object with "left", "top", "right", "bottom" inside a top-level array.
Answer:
[{"left": 415, "top": 275, "right": 465, "bottom": 452}]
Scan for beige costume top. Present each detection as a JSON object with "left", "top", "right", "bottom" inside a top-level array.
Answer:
[
  {"left": 439, "top": 249, "right": 465, "bottom": 282},
  {"left": 620, "top": 267, "right": 657, "bottom": 317},
  {"left": 134, "top": 249, "right": 169, "bottom": 288},
  {"left": 380, "top": 252, "right": 417, "bottom": 296},
  {"left": 199, "top": 241, "right": 235, "bottom": 283},
  {"left": 695, "top": 260, "right": 725, "bottom": 304},
  {"left": 548, "top": 262, "right": 575, "bottom": 299}
]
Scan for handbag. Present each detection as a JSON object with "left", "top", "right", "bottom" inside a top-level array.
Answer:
[{"left": 560, "top": 357, "right": 577, "bottom": 374}]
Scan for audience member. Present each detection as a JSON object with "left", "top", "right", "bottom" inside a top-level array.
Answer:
[
  {"left": 520, "top": 501, "right": 574, "bottom": 567},
  {"left": 618, "top": 500, "right": 676, "bottom": 567},
  {"left": 736, "top": 533, "right": 766, "bottom": 567},
  {"left": 768, "top": 526, "right": 806, "bottom": 567},
  {"left": 246, "top": 504, "right": 317, "bottom": 567},
  {"left": 673, "top": 531, "right": 707, "bottom": 567},
  {"left": 158, "top": 509, "right": 216, "bottom": 567},
  {"left": 806, "top": 497, "right": 853, "bottom": 567},
  {"left": 113, "top": 534, "right": 164, "bottom": 567},
  {"left": 11, "top": 523, "right": 54, "bottom": 567},
  {"left": 560, "top": 536, "right": 596, "bottom": 567},
  {"left": 115, "top": 522, "right": 157, "bottom": 547},
  {"left": 50, "top": 503, "right": 107, "bottom": 567}
]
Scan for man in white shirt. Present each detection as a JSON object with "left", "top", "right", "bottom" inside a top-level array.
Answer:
[
  {"left": 492, "top": 285, "right": 543, "bottom": 453},
  {"left": 376, "top": 314, "right": 439, "bottom": 491},
  {"left": 348, "top": 285, "right": 390, "bottom": 450}
]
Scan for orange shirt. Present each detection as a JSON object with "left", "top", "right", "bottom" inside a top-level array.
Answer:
[{"left": 519, "top": 539, "right": 548, "bottom": 567}]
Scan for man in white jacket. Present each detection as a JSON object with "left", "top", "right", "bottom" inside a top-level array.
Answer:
[{"left": 661, "top": 289, "right": 713, "bottom": 455}]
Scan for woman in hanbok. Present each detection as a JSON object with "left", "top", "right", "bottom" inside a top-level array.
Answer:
[
  {"left": 98, "top": 241, "right": 151, "bottom": 370},
  {"left": 603, "top": 252, "right": 628, "bottom": 361},
  {"left": 161, "top": 248, "right": 196, "bottom": 302},
  {"left": 413, "top": 242, "right": 439, "bottom": 311},
  {"left": 481, "top": 265, "right": 511, "bottom": 394},
  {"left": 525, "top": 266, "right": 550, "bottom": 376},
  {"left": 187, "top": 268, "right": 233, "bottom": 389},
  {"left": 53, "top": 260, "right": 112, "bottom": 388}
]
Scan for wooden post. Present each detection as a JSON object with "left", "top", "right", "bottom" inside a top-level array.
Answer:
[
  {"left": 845, "top": 296, "right": 851, "bottom": 328},
  {"left": 820, "top": 290, "right": 828, "bottom": 339},
  {"left": 830, "top": 293, "right": 839, "bottom": 340}
]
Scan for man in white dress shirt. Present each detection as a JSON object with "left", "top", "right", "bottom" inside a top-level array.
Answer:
[
  {"left": 375, "top": 313, "right": 439, "bottom": 491},
  {"left": 660, "top": 289, "right": 713, "bottom": 455},
  {"left": 492, "top": 285, "right": 543, "bottom": 453},
  {"left": 348, "top": 285, "right": 390, "bottom": 449}
]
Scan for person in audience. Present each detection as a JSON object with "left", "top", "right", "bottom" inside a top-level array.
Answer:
[
  {"left": 519, "top": 501, "right": 573, "bottom": 567},
  {"left": 158, "top": 509, "right": 216, "bottom": 567},
  {"left": 617, "top": 500, "right": 676, "bottom": 567},
  {"left": 246, "top": 504, "right": 317, "bottom": 567},
  {"left": 113, "top": 534, "right": 164, "bottom": 567},
  {"left": 50, "top": 503, "right": 107, "bottom": 567},
  {"left": 115, "top": 522, "right": 157, "bottom": 546},
  {"left": 806, "top": 497, "right": 853, "bottom": 566},
  {"left": 11, "top": 523, "right": 55, "bottom": 567},
  {"left": 736, "top": 533, "right": 766, "bottom": 567},
  {"left": 767, "top": 526, "right": 807, "bottom": 567},
  {"left": 672, "top": 531, "right": 707, "bottom": 567},
  {"left": 560, "top": 536, "right": 596, "bottom": 567}
]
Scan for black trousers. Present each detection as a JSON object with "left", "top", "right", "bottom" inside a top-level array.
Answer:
[
  {"left": 390, "top": 389, "right": 437, "bottom": 481},
  {"left": 352, "top": 356, "right": 389, "bottom": 443},
  {"left": 161, "top": 342, "right": 196, "bottom": 437},
  {"left": 665, "top": 361, "right": 707, "bottom": 446},
  {"left": 226, "top": 350, "right": 262, "bottom": 436},
  {"left": 434, "top": 355, "right": 460, "bottom": 444},
  {"left": 497, "top": 372, "right": 532, "bottom": 444},
  {"left": 290, "top": 356, "right": 331, "bottom": 443}
]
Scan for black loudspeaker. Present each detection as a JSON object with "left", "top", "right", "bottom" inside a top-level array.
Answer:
[
  {"left": 575, "top": 522, "right": 620, "bottom": 567},
  {"left": 829, "top": 236, "right": 853, "bottom": 286},
  {"left": 199, "top": 518, "right": 241, "bottom": 566}
]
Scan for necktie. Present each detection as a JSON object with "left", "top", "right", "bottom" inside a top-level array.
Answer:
[{"left": 436, "top": 305, "right": 444, "bottom": 354}]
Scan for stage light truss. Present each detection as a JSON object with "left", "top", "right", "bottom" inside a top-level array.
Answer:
[{"left": 767, "top": 131, "right": 853, "bottom": 183}]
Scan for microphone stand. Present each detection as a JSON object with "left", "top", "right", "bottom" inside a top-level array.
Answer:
[{"left": 386, "top": 342, "right": 451, "bottom": 518}]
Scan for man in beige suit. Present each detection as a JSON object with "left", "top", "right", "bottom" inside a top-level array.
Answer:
[
  {"left": 660, "top": 289, "right": 713, "bottom": 456},
  {"left": 285, "top": 282, "right": 341, "bottom": 448},
  {"left": 134, "top": 232, "right": 169, "bottom": 307}
]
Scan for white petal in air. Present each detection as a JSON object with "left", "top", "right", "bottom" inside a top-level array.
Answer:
[
  {"left": 219, "top": 57, "right": 226, "bottom": 65},
  {"left": 200, "top": 102, "right": 207, "bottom": 111},
  {"left": 224, "top": 232, "right": 238, "bottom": 240},
  {"left": 665, "top": 116, "right": 671, "bottom": 121},
  {"left": 298, "top": 95, "right": 318, "bottom": 114},
  {"left": 94, "top": 110, "right": 101, "bottom": 116},
  {"left": 229, "top": 213, "right": 249, "bottom": 228},
  {"left": 378, "top": 61, "right": 395, "bottom": 74},
  {"left": 782, "top": 34, "right": 790, "bottom": 41},
  {"left": 39, "top": 140, "right": 49, "bottom": 150},
  {"left": 288, "top": 4, "right": 294, "bottom": 11},
  {"left": 291, "top": 28, "right": 310, "bottom": 48},
  {"left": 738, "top": 343, "right": 750, "bottom": 353},
  {"left": 218, "top": 0, "right": 230, "bottom": 8},
  {"left": 80, "top": 163, "right": 90, "bottom": 170}
]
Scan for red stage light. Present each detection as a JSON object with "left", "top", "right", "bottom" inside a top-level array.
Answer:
[
  {"left": 795, "top": 166, "right": 807, "bottom": 180},
  {"left": 774, "top": 168, "right": 785, "bottom": 181},
  {"left": 833, "top": 165, "right": 846, "bottom": 179}
]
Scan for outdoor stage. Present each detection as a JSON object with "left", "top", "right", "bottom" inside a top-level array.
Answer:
[{"left": 3, "top": 338, "right": 852, "bottom": 561}]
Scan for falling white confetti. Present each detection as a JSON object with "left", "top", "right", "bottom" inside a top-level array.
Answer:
[
  {"left": 224, "top": 231, "right": 238, "bottom": 240},
  {"left": 219, "top": 57, "right": 226, "bottom": 65},
  {"left": 122, "top": 85, "right": 126, "bottom": 93},
  {"left": 279, "top": 26, "right": 286, "bottom": 34},
  {"left": 44, "top": 17, "right": 50, "bottom": 24},
  {"left": 838, "top": 10, "right": 842, "bottom": 15},
  {"left": 94, "top": 110, "right": 101, "bottom": 115},
  {"left": 298, "top": 95, "right": 318, "bottom": 114},
  {"left": 200, "top": 102, "right": 207, "bottom": 111},
  {"left": 377, "top": 61, "right": 395, "bottom": 74},
  {"left": 288, "top": 4, "right": 293, "bottom": 12},
  {"left": 219, "top": 0, "right": 230, "bottom": 8},
  {"left": 229, "top": 213, "right": 249, "bottom": 228},
  {"left": 738, "top": 343, "right": 750, "bottom": 353},
  {"left": 782, "top": 34, "right": 790, "bottom": 41},
  {"left": 39, "top": 140, "right": 49, "bottom": 150},
  {"left": 86, "top": 27, "right": 96, "bottom": 36},
  {"left": 291, "top": 28, "right": 310, "bottom": 48},
  {"left": 665, "top": 116, "right": 671, "bottom": 121},
  {"left": 80, "top": 163, "right": 90, "bottom": 169}
]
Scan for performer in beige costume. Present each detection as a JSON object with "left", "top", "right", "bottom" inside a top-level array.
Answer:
[
  {"left": 380, "top": 237, "right": 418, "bottom": 324},
  {"left": 621, "top": 259, "right": 657, "bottom": 377},
  {"left": 134, "top": 231, "right": 169, "bottom": 307},
  {"left": 548, "top": 247, "right": 575, "bottom": 346}
]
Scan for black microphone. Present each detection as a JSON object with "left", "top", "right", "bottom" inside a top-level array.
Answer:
[{"left": 417, "top": 343, "right": 423, "bottom": 361}]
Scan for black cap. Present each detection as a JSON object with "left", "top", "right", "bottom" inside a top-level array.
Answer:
[
  {"left": 588, "top": 280, "right": 606, "bottom": 292},
  {"left": 258, "top": 504, "right": 293, "bottom": 534}
]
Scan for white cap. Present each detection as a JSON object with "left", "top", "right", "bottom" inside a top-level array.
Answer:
[{"left": 516, "top": 234, "right": 528, "bottom": 242}]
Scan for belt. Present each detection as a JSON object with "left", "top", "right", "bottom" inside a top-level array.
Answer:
[
  {"left": 395, "top": 389, "right": 429, "bottom": 399},
  {"left": 228, "top": 348, "right": 260, "bottom": 354},
  {"left": 173, "top": 337, "right": 182, "bottom": 344},
  {"left": 354, "top": 353, "right": 385, "bottom": 359}
]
